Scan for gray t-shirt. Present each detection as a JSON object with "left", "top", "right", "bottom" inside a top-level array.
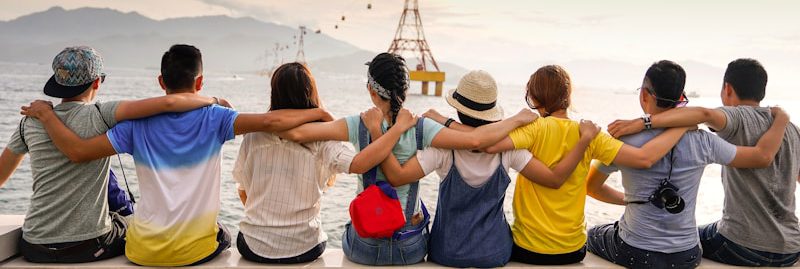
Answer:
[
  {"left": 598, "top": 129, "right": 736, "bottom": 253},
  {"left": 715, "top": 106, "right": 800, "bottom": 254},
  {"left": 6, "top": 101, "right": 119, "bottom": 244}
]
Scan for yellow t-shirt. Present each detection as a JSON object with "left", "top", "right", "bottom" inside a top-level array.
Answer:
[{"left": 509, "top": 117, "right": 623, "bottom": 254}]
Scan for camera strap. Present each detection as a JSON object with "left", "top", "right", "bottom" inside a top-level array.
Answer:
[{"left": 626, "top": 147, "right": 676, "bottom": 205}]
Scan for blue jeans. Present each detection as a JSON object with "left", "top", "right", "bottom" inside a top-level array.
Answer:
[
  {"left": 699, "top": 222, "right": 800, "bottom": 267},
  {"left": 342, "top": 222, "right": 428, "bottom": 265},
  {"left": 587, "top": 222, "right": 701, "bottom": 269}
]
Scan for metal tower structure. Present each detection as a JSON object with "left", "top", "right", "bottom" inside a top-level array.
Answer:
[
  {"left": 387, "top": 0, "right": 440, "bottom": 71},
  {"left": 295, "top": 26, "right": 307, "bottom": 64}
]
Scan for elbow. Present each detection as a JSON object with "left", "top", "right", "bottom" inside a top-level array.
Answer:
[
  {"left": 348, "top": 163, "right": 369, "bottom": 174},
  {"left": 280, "top": 130, "right": 304, "bottom": 143},
  {"left": 162, "top": 96, "right": 180, "bottom": 111},
  {"left": 543, "top": 180, "right": 563, "bottom": 189},
  {"left": 633, "top": 158, "right": 655, "bottom": 169},
  {"left": 755, "top": 153, "right": 774, "bottom": 168},
  {"left": 467, "top": 137, "right": 482, "bottom": 149}
]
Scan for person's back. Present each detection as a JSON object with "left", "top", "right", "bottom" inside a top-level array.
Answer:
[
  {"left": 715, "top": 106, "right": 800, "bottom": 253},
  {"left": 233, "top": 132, "right": 352, "bottom": 261},
  {"left": 598, "top": 129, "right": 735, "bottom": 253},
  {"left": 106, "top": 105, "right": 237, "bottom": 266},
  {"left": 420, "top": 148, "right": 529, "bottom": 267},
  {"left": 10, "top": 101, "right": 119, "bottom": 246},
  {"left": 509, "top": 116, "right": 622, "bottom": 254}
]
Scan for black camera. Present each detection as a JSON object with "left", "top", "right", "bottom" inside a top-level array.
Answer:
[{"left": 648, "top": 179, "right": 685, "bottom": 214}]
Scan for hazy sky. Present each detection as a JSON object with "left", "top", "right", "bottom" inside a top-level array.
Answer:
[{"left": 2, "top": 0, "right": 799, "bottom": 89}]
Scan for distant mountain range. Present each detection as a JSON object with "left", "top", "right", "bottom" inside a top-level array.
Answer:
[{"left": 0, "top": 6, "right": 467, "bottom": 81}]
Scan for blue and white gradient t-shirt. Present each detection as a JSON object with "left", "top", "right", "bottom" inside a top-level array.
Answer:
[{"left": 106, "top": 104, "right": 238, "bottom": 266}]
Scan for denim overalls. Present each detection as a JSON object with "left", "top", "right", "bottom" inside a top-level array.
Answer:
[
  {"left": 428, "top": 151, "right": 513, "bottom": 268},
  {"left": 342, "top": 119, "right": 431, "bottom": 265}
]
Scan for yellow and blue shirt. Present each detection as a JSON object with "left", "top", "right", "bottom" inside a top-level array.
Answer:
[{"left": 107, "top": 105, "right": 237, "bottom": 266}]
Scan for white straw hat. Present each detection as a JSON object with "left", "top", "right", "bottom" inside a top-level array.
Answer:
[{"left": 445, "top": 70, "right": 504, "bottom": 122}]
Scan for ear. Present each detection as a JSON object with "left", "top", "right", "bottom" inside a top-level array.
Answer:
[
  {"left": 367, "top": 85, "right": 377, "bottom": 98},
  {"left": 158, "top": 75, "right": 167, "bottom": 91},
  {"left": 92, "top": 79, "right": 101, "bottom": 90},
  {"left": 723, "top": 82, "right": 735, "bottom": 98},
  {"left": 195, "top": 75, "right": 203, "bottom": 92}
]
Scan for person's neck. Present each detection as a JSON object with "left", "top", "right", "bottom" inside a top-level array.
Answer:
[
  {"left": 377, "top": 103, "right": 393, "bottom": 125},
  {"left": 549, "top": 109, "right": 568, "bottom": 119},
  {"left": 735, "top": 100, "right": 760, "bottom": 107},
  {"left": 648, "top": 106, "right": 670, "bottom": 115},
  {"left": 166, "top": 88, "right": 196, "bottom": 95},
  {"left": 61, "top": 96, "right": 92, "bottom": 104}
]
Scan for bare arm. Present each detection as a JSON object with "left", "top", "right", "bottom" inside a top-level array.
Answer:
[
  {"left": 233, "top": 108, "right": 333, "bottom": 135},
  {"left": 278, "top": 119, "right": 349, "bottom": 143},
  {"left": 612, "top": 127, "right": 691, "bottom": 169},
  {"left": 727, "top": 107, "right": 789, "bottom": 168},
  {"left": 586, "top": 162, "right": 625, "bottom": 205},
  {"left": 421, "top": 109, "right": 474, "bottom": 132},
  {"left": 348, "top": 108, "right": 417, "bottom": 174},
  {"left": 484, "top": 136, "right": 516, "bottom": 154},
  {"left": 430, "top": 109, "right": 537, "bottom": 149},
  {"left": 21, "top": 101, "right": 116, "bottom": 162},
  {"left": 0, "top": 148, "right": 25, "bottom": 188},
  {"left": 608, "top": 107, "right": 727, "bottom": 138},
  {"left": 114, "top": 93, "right": 218, "bottom": 121},
  {"left": 518, "top": 120, "right": 600, "bottom": 189}
]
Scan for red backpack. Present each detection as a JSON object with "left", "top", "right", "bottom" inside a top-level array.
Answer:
[{"left": 349, "top": 118, "right": 428, "bottom": 238}]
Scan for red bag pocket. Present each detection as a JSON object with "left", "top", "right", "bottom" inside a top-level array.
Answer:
[{"left": 349, "top": 181, "right": 406, "bottom": 238}]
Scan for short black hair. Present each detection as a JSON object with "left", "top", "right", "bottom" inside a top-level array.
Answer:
[
  {"left": 645, "top": 60, "right": 686, "bottom": 108},
  {"left": 456, "top": 111, "right": 496, "bottom": 128},
  {"left": 724, "top": 58, "right": 767, "bottom": 102},
  {"left": 161, "top": 44, "right": 202, "bottom": 92}
]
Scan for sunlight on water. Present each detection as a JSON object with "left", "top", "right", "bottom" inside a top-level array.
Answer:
[{"left": 1, "top": 62, "right": 798, "bottom": 248}]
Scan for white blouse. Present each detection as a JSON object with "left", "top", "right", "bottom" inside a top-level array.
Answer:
[{"left": 233, "top": 132, "right": 355, "bottom": 258}]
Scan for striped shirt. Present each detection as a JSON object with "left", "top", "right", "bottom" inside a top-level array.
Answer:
[{"left": 233, "top": 132, "right": 355, "bottom": 259}]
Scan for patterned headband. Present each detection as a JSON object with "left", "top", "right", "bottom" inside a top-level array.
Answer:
[{"left": 367, "top": 73, "right": 392, "bottom": 100}]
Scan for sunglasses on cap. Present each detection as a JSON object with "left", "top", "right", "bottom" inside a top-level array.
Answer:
[{"left": 638, "top": 87, "right": 689, "bottom": 108}]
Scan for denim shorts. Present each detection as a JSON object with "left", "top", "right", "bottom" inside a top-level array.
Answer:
[
  {"left": 699, "top": 222, "right": 800, "bottom": 267},
  {"left": 342, "top": 222, "right": 428, "bottom": 265},
  {"left": 587, "top": 222, "right": 701, "bottom": 269}
]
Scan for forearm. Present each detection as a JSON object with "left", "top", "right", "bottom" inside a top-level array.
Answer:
[
  {"left": 471, "top": 118, "right": 527, "bottom": 148},
  {"left": 350, "top": 127, "right": 404, "bottom": 174},
  {"left": 551, "top": 138, "right": 592, "bottom": 181},
  {"left": 36, "top": 113, "right": 94, "bottom": 160},
  {"left": 616, "top": 127, "right": 688, "bottom": 169},
  {"left": 0, "top": 148, "right": 24, "bottom": 188},
  {"left": 754, "top": 116, "right": 788, "bottom": 159},
  {"left": 264, "top": 108, "right": 328, "bottom": 132},
  {"left": 651, "top": 107, "right": 712, "bottom": 128},
  {"left": 590, "top": 185, "right": 625, "bottom": 205},
  {"left": 115, "top": 94, "right": 215, "bottom": 121}
]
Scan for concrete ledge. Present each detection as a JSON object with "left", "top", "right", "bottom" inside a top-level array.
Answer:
[
  {"left": 0, "top": 215, "right": 23, "bottom": 263},
  {"left": 0, "top": 215, "right": 793, "bottom": 268},
  {"left": 0, "top": 248, "right": 777, "bottom": 268}
]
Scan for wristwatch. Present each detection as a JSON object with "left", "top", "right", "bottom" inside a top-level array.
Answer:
[{"left": 641, "top": 114, "right": 652, "bottom": 130}]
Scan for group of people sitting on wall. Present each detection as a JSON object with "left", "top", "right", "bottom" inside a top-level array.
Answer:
[{"left": 0, "top": 44, "right": 797, "bottom": 269}]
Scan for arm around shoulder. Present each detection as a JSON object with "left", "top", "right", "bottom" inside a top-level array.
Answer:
[{"left": 22, "top": 101, "right": 117, "bottom": 162}]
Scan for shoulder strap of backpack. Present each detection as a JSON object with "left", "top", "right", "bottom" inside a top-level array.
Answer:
[
  {"left": 357, "top": 119, "right": 378, "bottom": 188},
  {"left": 415, "top": 117, "right": 425, "bottom": 150}
]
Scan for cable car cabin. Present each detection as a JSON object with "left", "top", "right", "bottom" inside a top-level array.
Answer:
[{"left": 409, "top": 70, "right": 446, "bottom": 96}]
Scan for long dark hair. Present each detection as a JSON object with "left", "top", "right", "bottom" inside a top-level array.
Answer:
[
  {"left": 368, "top": 53, "right": 409, "bottom": 125},
  {"left": 270, "top": 62, "right": 321, "bottom": 110}
]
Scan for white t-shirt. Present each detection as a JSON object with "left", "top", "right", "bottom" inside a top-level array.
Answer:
[
  {"left": 233, "top": 132, "right": 355, "bottom": 259},
  {"left": 416, "top": 148, "right": 533, "bottom": 187}
]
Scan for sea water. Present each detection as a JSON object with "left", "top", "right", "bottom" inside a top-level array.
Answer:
[{"left": 1, "top": 62, "right": 798, "bottom": 248}]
